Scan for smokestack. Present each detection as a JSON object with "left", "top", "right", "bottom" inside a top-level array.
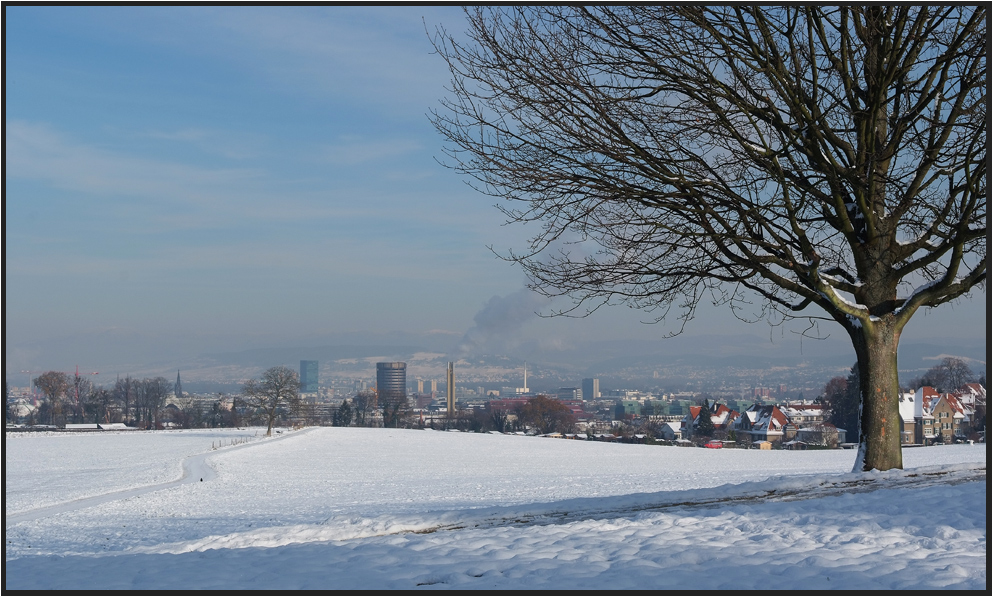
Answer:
[
  {"left": 524, "top": 362, "right": 528, "bottom": 394},
  {"left": 446, "top": 361, "right": 455, "bottom": 417}
]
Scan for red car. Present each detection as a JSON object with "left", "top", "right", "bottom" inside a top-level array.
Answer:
[{"left": 704, "top": 440, "right": 723, "bottom": 449}]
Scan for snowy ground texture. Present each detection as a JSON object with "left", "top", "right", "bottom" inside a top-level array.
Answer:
[{"left": 5, "top": 427, "right": 987, "bottom": 591}]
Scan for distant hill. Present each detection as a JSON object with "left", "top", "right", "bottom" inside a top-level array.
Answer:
[
  {"left": 200, "top": 345, "right": 429, "bottom": 368},
  {"left": 5, "top": 327, "right": 984, "bottom": 392}
]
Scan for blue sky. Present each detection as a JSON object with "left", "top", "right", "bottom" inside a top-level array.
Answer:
[{"left": 4, "top": 6, "right": 987, "bottom": 374}]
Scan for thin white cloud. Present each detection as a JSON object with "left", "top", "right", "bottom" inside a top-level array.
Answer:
[
  {"left": 88, "top": 7, "right": 455, "bottom": 110},
  {"left": 5, "top": 120, "right": 262, "bottom": 204},
  {"left": 203, "top": 7, "right": 452, "bottom": 107},
  {"left": 5, "top": 121, "right": 490, "bottom": 232},
  {"left": 145, "top": 128, "right": 266, "bottom": 160},
  {"left": 5, "top": 121, "right": 380, "bottom": 230},
  {"left": 318, "top": 137, "right": 423, "bottom": 166}
]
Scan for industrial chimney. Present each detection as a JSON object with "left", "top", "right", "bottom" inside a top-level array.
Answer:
[{"left": 446, "top": 361, "right": 455, "bottom": 418}]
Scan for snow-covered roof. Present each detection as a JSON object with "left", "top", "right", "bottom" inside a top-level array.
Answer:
[
  {"left": 941, "top": 394, "right": 969, "bottom": 416},
  {"left": 781, "top": 405, "right": 825, "bottom": 418},
  {"left": 963, "top": 383, "right": 986, "bottom": 399},
  {"left": 735, "top": 404, "right": 790, "bottom": 433},
  {"left": 914, "top": 386, "right": 940, "bottom": 417},
  {"left": 899, "top": 392, "right": 916, "bottom": 422}
]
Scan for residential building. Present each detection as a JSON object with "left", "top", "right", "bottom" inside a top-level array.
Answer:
[
  {"left": 732, "top": 404, "right": 792, "bottom": 446},
  {"left": 905, "top": 385, "right": 980, "bottom": 445},
  {"left": 899, "top": 391, "right": 916, "bottom": 444},
  {"left": 682, "top": 403, "right": 739, "bottom": 440},
  {"left": 796, "top": 422, "right": 846, "bottom": 447},
  {"left": 781, "top": 403, "right": 826, "bottom": 427},
  {"left": 930, "top": 393, "right": 971, "bottom": 443},
  {"left": 913, "top": 386, "right": 941, "bottom": 444},
  {"left": 658, "top": 421, "right": 683, "bottom": 441}
]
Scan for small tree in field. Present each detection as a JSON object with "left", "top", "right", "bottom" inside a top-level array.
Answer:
[
  {"left": 432, "top": 7, "right": 986, "bottom": 471},
  {"left": 242, "top": 366, "right": 301, "bottom": 436}
]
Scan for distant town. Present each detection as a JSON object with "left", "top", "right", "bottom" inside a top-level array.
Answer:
[{"left": 6, "top": 355, "right": 986, "bottom": 450}]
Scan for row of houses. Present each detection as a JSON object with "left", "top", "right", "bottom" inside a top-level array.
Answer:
[
  {"left": 673, "top": 383, "right": 985, "bottom": 448},
  {"left": 678, "top": 403, "right": 842, "bottom": 447},
  {"left": 899, "top": 384, "right": 985, "bottom": 445}
]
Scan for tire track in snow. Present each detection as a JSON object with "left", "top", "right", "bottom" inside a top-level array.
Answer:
[{"left": 5, "top": 428, "right": 314, "bottom": 526}]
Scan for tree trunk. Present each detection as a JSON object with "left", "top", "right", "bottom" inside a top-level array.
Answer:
[{"left": 851, "top": 320, "right": 904, "bottom": 472}]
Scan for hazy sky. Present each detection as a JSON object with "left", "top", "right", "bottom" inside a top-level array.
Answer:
[{"left": 5, "top": 6, "right": 987, "bottom": 373}]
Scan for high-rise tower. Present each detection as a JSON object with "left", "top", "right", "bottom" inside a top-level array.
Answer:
[
  {"left": 376, "top": 362, "right": 407, "bottom": 402},
  {"left": 300, "top": 360, "right": 318, "bottom": 394},
  {"left": 377, "top": 362, "right": 408, "bottom": 427},
  {"left": 582, "top": 378, "right": 599, "bottom": 402}
]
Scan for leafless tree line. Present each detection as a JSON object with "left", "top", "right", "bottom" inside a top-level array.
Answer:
[{"left": 26, "top": 371, "right": 172, "bottom": 428}]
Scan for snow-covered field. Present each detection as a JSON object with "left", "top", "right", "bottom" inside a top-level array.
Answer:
[
  {"left": 4, "top": 427, "right": 987, "bottom": 591},
  {"left": 5, "top": 427, "right": 262, "bottom": 514}
]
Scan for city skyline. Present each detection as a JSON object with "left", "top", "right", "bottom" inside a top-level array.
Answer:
[{"left": 5, "top": 6, "right": 987, "bottom": 379}]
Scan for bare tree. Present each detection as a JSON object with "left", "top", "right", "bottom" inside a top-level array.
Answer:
[
  {"left": 172, "top": 394, "right": 205, "bottom": 429},
  {"left": 380, "top": 393, "right": 411, "bottom": 429},
  {"left": 432, "top": 7, "right": 986, "bottom": 471},
  {"left": 68, "top": 373, "right": 93, "bottom": 424},
  {"left": 351, "top": 390, "right": 377, "bottom": 427},
  {"left": 913, "top": 356, "right": 976, "bottom": 392},
  {"left": 138, "top": 377, "right": 172, "bottom": 430},
  {"left": 520, "top": 395, "right": 577, "bottom": 434},
  {"left": 488, "top": 405, "right": 510, "bottom": 433},
  {"left": 33, "top": 371, "right": 71, "bottom": 426},
  {"left": 82, "top": 388, "right": 116, "bottom": 424},
  {"left": 242, "top": 366, "right": 301, "bottom": 436},
  {"left": 113, "top": 376, "right": 136, "bottom": 425}
]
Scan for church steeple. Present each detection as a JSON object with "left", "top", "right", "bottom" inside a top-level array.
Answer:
[{"left": 175, "top": 370, "right": 183, "bottom": 398}]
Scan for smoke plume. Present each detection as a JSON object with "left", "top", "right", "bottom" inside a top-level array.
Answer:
[{"left": 456, "top": 289, "right": 549, "bottom": 355}]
